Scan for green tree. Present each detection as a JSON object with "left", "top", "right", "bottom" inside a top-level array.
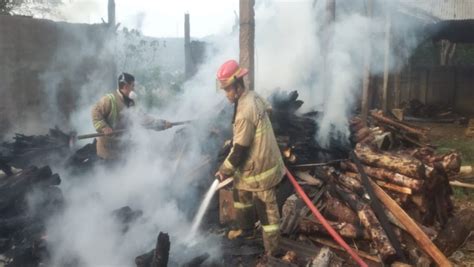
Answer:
[
  {"left": 0, "top": 0, "right": 14, "bottom": 14},
  {"left": 0, "top": 0, "right": 63, "bottom": 17}
]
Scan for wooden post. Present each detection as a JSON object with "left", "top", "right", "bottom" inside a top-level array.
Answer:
[
  {"left": 382, "top": 6, "right": 391, "bottom": 113},
  {"left": 108, "top": 0, "right": 115, "bottom": 27},
  {"left": 393, "top": 69, "right": 401, "bottom": 108},
  {"left": 239, "top": 0, "right": 255, "bottom": 90},
  {"left": 370, "top": 180, "right": 452, "bottom": 266},
  {"left": 322, "top": 0, "right": 336, "bottom": 106},
  {"left": 108, "top": 0, "right": 117, "bottom": 89},
  {"left": 184, "top": 13, "right": 193, "bottom": 80},
  {"left": 361, "top": 0, "right": 373, "bottom": 125}
]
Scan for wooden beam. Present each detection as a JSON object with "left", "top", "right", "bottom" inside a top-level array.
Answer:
[
  {"left": 239, "top": 0, "right": 255, "bottom": 90},
  {"left": 184, "top": 13, "right": 193, "bottom": 80},
  {"left": 108, "top": 0, "right": 115, "bottom": 27},
  {"left": 382, "top": 6, "right": 391, "bottom": 113},
  {"left": 450, "top": 180, "right": 474, "bottom": 189},
  {"left": 361, "top": 0, "right": 373, "bottom": 125},
  {"left": 322, "top": 0, "right": 336, "bottom": 106},
  {"left": 370, "top": 180, "right": 452, "bottom": 267}
]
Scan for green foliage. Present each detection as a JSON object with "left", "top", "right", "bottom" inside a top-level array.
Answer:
[
  {"left": 0, "top": 0, "right": 14, "bottom": 14},
  {"left": 435, "top": 137, "right": 474, "bottom": 201},
  {"left": 410, "top": 41, "right": 474, "bottom": 67},
  {"left": 116, "top": 28, "right": 184, "bottom": 111},
  {"left": 452, "top": 44, "right": 474, "bottom": 66},
  {"left": 435, "top": 138, "right": 474, "bottom": 166},
  {"left": 1, "top": 0, "right": 63, "bottom": 17},
  {"left": 409, "top": 40, "right": 438, "bottom": 67}
]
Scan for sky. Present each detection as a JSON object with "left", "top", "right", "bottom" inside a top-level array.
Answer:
[{"left": 58, "top": 0, "right": 240, "bottom": 38}]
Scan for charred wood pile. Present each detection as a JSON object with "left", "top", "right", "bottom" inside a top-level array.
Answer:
[
  {"left": 269, "top": 90, "right": 350, "bottom": 165},
  {"left": 216, "top": 91, "right": 463, "bottom": 266},
  {"left": 0, "top": 128, "right": 74, "bottom": 169},
  {"left": 404, "top": 99, "right": 467, "bottom": 124},
  {"left": 0, "top": 162, "right": 63, "bottom": 267}
]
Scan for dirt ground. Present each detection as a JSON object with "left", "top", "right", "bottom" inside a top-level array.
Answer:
[{"left": 414, "top": 121, "right": 474, "bottom": 266}]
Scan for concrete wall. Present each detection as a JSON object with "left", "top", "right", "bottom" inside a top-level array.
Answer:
[{"left": 0, "top": 15, "right": 115, "bottom": 139}]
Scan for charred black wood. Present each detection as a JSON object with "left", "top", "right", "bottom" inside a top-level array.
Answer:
[
  {"left": 435, "top": 208, "right": 474, "bottom": 256},
  {"left": 1, "top": 128, "right": 73, "bottom": 169},
  {"left": 182, "top": 253, "right": 210, "bottom": 267},
  {"left": 66, "top": 140, "right": 99, "bottom": 172},
  {"left": 135, "top": 250, "right": 154, "bottom": 267},
  {"left": 0, "top": 158, "right": 13, "bottom": 176},
  {"left": 268, "top": 90, "right": 351, "bottom": 164},
  {"left": 135, "top": 232, "right": 171, "bottom": 267},
  {"left": 0, "top": 166, "right": 61, "bottom": 213},
  {"left": 112, "top": 206, "right": 143, "bottom": 233},
  {"left": 151, "top": 232, "right": 170, "bottom": 267}
]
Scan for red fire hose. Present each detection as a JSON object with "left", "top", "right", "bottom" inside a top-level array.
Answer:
[{"left": 285, "top": 167, "right": 369, "bottom": 267}]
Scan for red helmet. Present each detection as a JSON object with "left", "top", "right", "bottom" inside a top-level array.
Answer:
[{"left": 216, "top": 60, "right": 248, "bottom": 89}]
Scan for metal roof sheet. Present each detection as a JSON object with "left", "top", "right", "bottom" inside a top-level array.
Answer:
[{"left": 398, "top": 0, "right": 474, "bottom": 20}]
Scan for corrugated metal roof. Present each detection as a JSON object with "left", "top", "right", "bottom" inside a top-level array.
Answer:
[{"left": 398, "top": 0, "right": 474, "bottom": 21}]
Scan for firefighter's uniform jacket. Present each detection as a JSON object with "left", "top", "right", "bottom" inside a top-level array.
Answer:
[
  {"left": 91, "top": 90, "right": 167, "bottom": 159},
  {"left": 218, "top": 89, "right": 284, "bottom": 254}
]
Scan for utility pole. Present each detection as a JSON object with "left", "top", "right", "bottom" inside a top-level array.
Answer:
[
  {"left": 108, "top": 0, "right": 115, "bottom": 27},
  {"left": 184, "top": 13, "right": 193, "bottom": 80},
  {"left": 361, "top": 0, "right": 373, "bottom": 125},
  {"left": 108, "top": 0, "right": 116, "bottom": 89},
  {"left": 239, "top": 0, "right": 255, "bottom": 90},
  {"left": 323, "top": 0, "right": 335, "bottom": 105},
  {"left": 382, "top": 3, "right": 392, "bottom": 113}
]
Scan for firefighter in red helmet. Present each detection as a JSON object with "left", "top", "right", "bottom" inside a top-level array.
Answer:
[{"left": 215, "top": 60, "right": 285, "bottom": 255}]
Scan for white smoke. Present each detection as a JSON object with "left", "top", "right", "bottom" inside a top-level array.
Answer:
[
  {"left": 19, "top": 0, "right": 426, "bottom": 265},
  {"left": 42, "top": 7, "right": 238, "bottom": 267},
  {"left": 316, "top": 1, "right": 424, "bottom": 147}
]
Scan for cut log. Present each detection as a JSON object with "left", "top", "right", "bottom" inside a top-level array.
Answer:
[
  {"left": 342, "top": 162, "right": 422, "bottom": 190},
  {"left": 375, "top": 181, "right": 412, "bottom": 195},
  {"left": 295, "top": 171, "right": 323, "bottom": 186},
  {"left": 370, "top": 180, "right": 452, "bottom": 267},
  {"left": 354, "top": 144, "right": 425, "bottom": 179},
  {"left": 355, "top": 127, "right": 371, "bottom": 142},
  {"left": 337, "top": 173, "right": 363, "bottom": 193},
  {"left": 324, "top": 196, "right": 358, "bottom": 224},
  {"left": 449, "top": 180, "right": 474, "bottom": 189},
  {"left": 299, "top": 217, "right": 369, "bottom": 240},
  {"left": 370, "top": 110, "right": 429, "bottom": 137},
  {"left": 333, "top": 186, "right": 397, "bottom": 261}
]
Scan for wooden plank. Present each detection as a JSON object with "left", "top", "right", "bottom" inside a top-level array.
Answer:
[
  {"left": 450, "top": 180, "right": 474, "bottom": 189},
  {"left": 361, "top": 0, "right": 373, "bottom": 125},
  {"left": 370, "top": 180, "right": 452, "bottom": 267}
]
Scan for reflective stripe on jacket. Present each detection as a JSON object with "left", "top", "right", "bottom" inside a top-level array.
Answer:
[
  {"left": 220, "top": 90, "right": 284, "bottom": 191},
  {"left": 91, "top": 90, "right": 127, "bottom": 159}
]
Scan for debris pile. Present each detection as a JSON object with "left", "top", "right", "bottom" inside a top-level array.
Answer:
[
  {"left": 0, "top": 163, "right": 63, "bottom": 267},
  {"left": 404, "top": 99, "right": 467, "bottom": 124},
  {"left": 217, "top": 91, "right": 461, "bottom": 266},
  {"left": 0, "top": 128, "right": 73, "bottom": 169}
]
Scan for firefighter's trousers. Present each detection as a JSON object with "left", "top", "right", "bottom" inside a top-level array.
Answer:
[{"left": 233, "top": 187, "right": 280, "bottom": 254}]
